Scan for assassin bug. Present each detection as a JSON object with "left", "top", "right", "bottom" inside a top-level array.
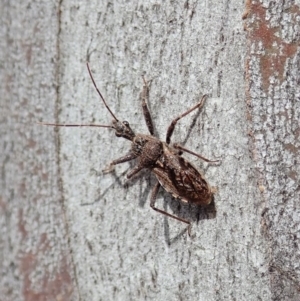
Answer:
[{"left": 42, "top": 63, "right": 218, "bottom": 235}]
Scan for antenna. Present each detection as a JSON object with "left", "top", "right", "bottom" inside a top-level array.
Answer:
[
  {"left": 39, "top": 63, "right": 119, "bottom": 129},
  {"left": 86, "top": 62, "right": 119, "bottom": 122},
  {"left": 37, "top": 122, "right": 113, "bottom": 129}
]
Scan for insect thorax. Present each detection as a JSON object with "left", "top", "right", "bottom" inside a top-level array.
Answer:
[{"left": 133, "top": 134, "right": 163, "bottom": 167}]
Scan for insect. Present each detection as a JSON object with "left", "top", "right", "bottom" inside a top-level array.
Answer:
[{"left": 42, "top": 63, "right": 218, "bottom": 235}]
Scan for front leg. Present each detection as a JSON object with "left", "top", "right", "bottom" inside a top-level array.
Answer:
[
  {"left": 102, "top": 152, "right": 137, "bottom": 174},
  {"left": 110, "top": 152, "right": 146, "bottom": 179},
  {"left": 110, "top": 152, "right": 138, "bottom": 166},
  {"left": 141, "top": 76, "right": 154, "bottom": 135}
]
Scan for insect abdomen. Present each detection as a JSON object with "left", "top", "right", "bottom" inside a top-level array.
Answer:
[{"left": 153, "top": 145, "right": 213, "bottom": 205}]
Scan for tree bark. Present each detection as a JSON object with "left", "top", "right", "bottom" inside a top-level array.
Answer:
[
  {"left": 0, "top": 1, "right": 78, "bottom": 300},
  {"left": 0, "top": 0, "right": 299, "bottom": 300},
  {"left": 245, "top": 1, "right": 300, "bottom": 300}
]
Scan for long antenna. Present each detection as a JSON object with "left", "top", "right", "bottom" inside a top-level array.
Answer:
[
  {"left": 86, "top": 62, "right": 119, "bottom": 122},
  {"left": 37, "top": 122, "right": 114, "bottom": 129}
]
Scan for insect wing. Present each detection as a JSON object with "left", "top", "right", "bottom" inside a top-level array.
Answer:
[{"left": 153, "top": 146, "right": 212, "bottom": 205}]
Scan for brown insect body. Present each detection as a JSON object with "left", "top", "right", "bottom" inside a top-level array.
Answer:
[
  {"left": 42, "top": 63, "right": 217, "bottom": 235},
  {"left": 111, "top": 118, "right": 213, "bottom": 204},
  {"left": 154, "top": 143, "right": 213, "bottom": 205}
]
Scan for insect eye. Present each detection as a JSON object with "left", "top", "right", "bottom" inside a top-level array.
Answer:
[{"left": 123, "top": 121, "right": 130, "bottom": 127}]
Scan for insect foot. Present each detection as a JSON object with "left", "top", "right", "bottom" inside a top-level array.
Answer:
[{"left": 40, "top": 63, "right": 219, "bottom": 237}]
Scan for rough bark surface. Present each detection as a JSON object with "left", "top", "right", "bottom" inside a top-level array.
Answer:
[
  {"left": 0, "top": 1, "right": 78, "bottom": 300},
  {"left": 0, "top": 0, "right": 299, "bottom": 301},
  {"left": 244, "top": 1, "right": 300, "bottom": 300}
]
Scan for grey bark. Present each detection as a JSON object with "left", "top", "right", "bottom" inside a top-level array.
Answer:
[
  {"left": 0, "top": 0, "right": 299, "bottom": 301},
  {"left": 0, "top": 1, "right": 77, "bottom": 301}
]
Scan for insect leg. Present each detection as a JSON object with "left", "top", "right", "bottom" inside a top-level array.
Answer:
[
  {"left": 173, "top": 143, "right": 220, "bottom": 163},
  {"left": 110, "top": 152, "right": 138, "bottom": 166},
  {"left": 141, "top": 76, "right": 154, "bottom": 135},
  {"left": 126, "top": 164, "right": 144, "bottom": 179},
  {"left": 150, "top": 182, "right": 191, "bottom": 235},
  {"left": 110, "top": 153, "right": 145, "bottom": 179},
  {"left": 166, "top": 94, "right": 207, "bottom": 144}
]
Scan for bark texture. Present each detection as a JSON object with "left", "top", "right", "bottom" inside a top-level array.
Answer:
[
  {"left": 245, "top": 1, "right": 300, "bottom": 300},
  {"left": 0, "top": 0, "right": 299, "bottom": 300},
  {"left": 0, "top": 1, "right": 78, "bottom": 300}
]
